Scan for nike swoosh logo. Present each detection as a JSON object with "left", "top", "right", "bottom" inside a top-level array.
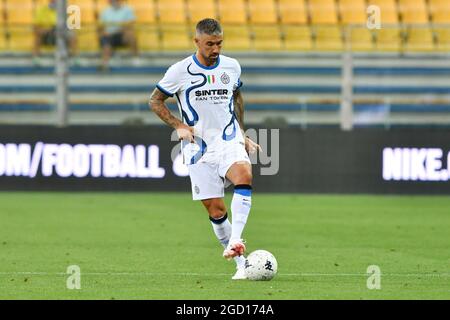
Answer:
[{"left": 191, "top": 80, "right": 201, "bottom": 84}]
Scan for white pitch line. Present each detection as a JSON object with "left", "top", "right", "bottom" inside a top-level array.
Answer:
[{"left": 0, "top": 272, "right": 448, "bottom": 277}]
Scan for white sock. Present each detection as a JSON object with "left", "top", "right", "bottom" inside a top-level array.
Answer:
[
  {"left": 210, "top": 213, "right": 246, "bottom": 269},
  {"left": 230, "top": 185, "right": 252, "bottom": 242},
  {"left": 210, "top": 214, "right": 231, "bottom": 248}
]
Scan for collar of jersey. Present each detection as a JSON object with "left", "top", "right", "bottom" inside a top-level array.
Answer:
[{"left": 192, "top": 54, "right": 220, "bottom": 70}]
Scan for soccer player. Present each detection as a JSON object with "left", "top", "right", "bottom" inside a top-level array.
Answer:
[{"left": 149, "top": 19, "right": 261, "bottom": 280}]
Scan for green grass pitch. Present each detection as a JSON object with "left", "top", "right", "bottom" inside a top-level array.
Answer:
[{"left": 0, "top": 192, "right": 449, "bottom": 300}]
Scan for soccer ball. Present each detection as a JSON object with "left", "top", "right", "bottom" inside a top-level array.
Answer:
[{"left": 244, "top": 250, "right": 278, "bottom": 281}]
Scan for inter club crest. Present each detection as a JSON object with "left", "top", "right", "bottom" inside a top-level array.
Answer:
[{"left": 220, "top": 72, "right": 230, "bottom": 84}]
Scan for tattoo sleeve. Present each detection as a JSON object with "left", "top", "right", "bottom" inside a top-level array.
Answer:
[
  {"left": 233, "top": 89, "right": 245, "bottom": 134},
  {"left": 149, "top": 88, "right": 183, "bottom": 129}
]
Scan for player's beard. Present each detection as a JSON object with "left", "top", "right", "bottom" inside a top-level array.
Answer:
[{"left": 209, "top": 54, "right": 219, "bottom": 64}]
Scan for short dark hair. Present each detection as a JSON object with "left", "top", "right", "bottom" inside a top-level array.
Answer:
[{"left": 196, "top": 18, "right": 223, "bottom": 36}]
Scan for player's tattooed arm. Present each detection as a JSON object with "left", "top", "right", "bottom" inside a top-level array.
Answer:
[
  {"left": 149, "top": 88, "right": 194, "bottom": 142},
  {"left": 149, "top": 88, "right": 182, "bottom": 129},
  {"left": 233, "top": 88, "right": 245, "bottom": 134},
  {"left": 234, "top": 89, "right": 262, "bottom": 153}
]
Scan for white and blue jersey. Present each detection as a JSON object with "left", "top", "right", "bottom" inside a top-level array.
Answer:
[{"left": 157, "top": 54, "right": 245, "bottom": 165}]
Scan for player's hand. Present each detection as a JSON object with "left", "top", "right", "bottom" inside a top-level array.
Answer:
[
  {"left": 245, "top": 136, "right": 262, "bottom": 154},
  {"left": 175, "top": 123, "right": 195, "bottom": 143}
]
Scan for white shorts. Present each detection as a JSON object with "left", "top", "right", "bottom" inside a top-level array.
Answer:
[{"left": 188, "top": 140, "right": 251, "bottom": 200}]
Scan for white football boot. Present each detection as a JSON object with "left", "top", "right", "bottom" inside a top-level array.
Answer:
[
  {"left": 232, "top": 267, "right": 247, "bottom": 280},
  {"left": 223, "top": 239, "right": 246, "bottom": 260}
]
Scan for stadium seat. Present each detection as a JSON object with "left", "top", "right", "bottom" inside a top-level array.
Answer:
[
  {"left": 187, "top": 0, "right": 217, "bottom": 24},
  {"left": 218, "top": 0, "right": 247, "bottom": 24},
  {"left": 76, "top": 26, "right": 99, "bottom": 52},
  {"left": 136, "top": 25, "right": 159, "bottom": 51},
  {"left": 6, "top": 26, "right": 34, "bottom": 51},
  {"left": 278, "top": 0, "right": 307, "bottom": 25},
  {"left": 5, "top": 0, "right": 34, "bottom": 25},
  {"left": 429, "top": 0, "right": 450, "bottom": 24},
  {"left": 404, "top": 27, "right": 434, "bottom": 52},
  {"left": 68, "top": 0, "right": 96, "bottom": 24},
  {"left": 398, "top": 0, "right": 429, "bottom": 24},
  {"left": 248, "top": 0, "right": 277, "bottom": 24},
  {"left": 97, "top": 0, "right": 111, "bottom": 11},
  {"left": 252, "top": 25, "right": 282, "bottom": 51},
  {"left": 127, "top": 0, "right": 156, "bottom": 24},
  {"left": 0, "top": 0, "right": 3, "bottom": 20},
  {"left": 374, "top": 28, "right": 402, "bottom": 51},
  {"left": 283, "top": 25, "right": 312, "bottom": 51},
  {"left": 157, "top": 0, "right": 187, "bottom": 24},
  {"left": 161, "top": 25, "right": 192, "bottom": 50},
  {"left": 309, "top": 0, "right": 338, "bottom": 24},
  {"left": 348, "top": 27, "right": 374, "bottom": 51},
  {"left": 0, "top": 28, "right": 6, "bottom": 51},
  {"left": 222, "top": 24, "right": 251, "bottom": 50},
  {"left": 434, "top": 27, "right": 450, "bottom": 52},
  {"left": 314, "top": 26, "right": 342, "bottom": 51},
  {"left": 339, "top": 0, "right": 367, "bottom": 25},
  {"left": 367, "top": 0, "right": 399, "bottom": 24}
]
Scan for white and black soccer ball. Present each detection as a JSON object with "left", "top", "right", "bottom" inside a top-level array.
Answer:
[{"left": 244, "top": 250, "right": 278, "bottom": 281}]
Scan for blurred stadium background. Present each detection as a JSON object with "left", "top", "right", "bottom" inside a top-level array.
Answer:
[
  {"left": 0, "top": 0, "right": 449, "bottom": 300},
  {"left": 0, "top": 0, "right": 449, "bottom": 126}
]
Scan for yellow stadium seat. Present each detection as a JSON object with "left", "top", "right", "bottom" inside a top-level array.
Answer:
[
  {"left": 76, "top": 26, "right": 99, "bottom": 52},
  {"left": 283, "top": 25, "right": 312, "bottom": 51},
  {"left": 278, "top": 0, "right": 307, "bottom": 25},
  {"left": 404, "top": 27, "right": 435, "bottom": 52},
  {"left": 127, "top": 0, "right": 156, "bottom": 24},
  {"left": 347, "top": 27, "right": 374, "bottom": 51},
  {"left": 0, "top": 28, "right": 6, "bottom": 51},
  {"left": 398, "top": 0, "right": 429, "bottom": 24},
  {"left": 187, "top": 0, "right": 217, "bottom": 24},
  {"left": 367, "top": 0, "right": 399, "bottom": 24},
  {"left": 374, "top": 28, "right": 402, "bottom": 51},
  {"left": 309, "top": 0, "right": 338, "bottom": 24},
  {"left": 5, "top": 0, "right": 34, "bottom": 25},
  {"left": 314, "top": 26, "right": 342, "bottom": 51},
  {"left": 218, "top": 0, "right": 247, "bottom": 24},
  {"left": 248, "top": 0, "right": 277, "bottom": 24},
  {"left": 252, "top": 25, "right": 282, "bottom": 51},
  {"left": 136, "top": 25, "right": 159, "bottom": 51},
  {"left": 157, "top": 0, "right": 186, "bottom": 24},
  {"left": 429, "top": 0, "right": 450, "bottom": 24},
  {"left": 97, "top": 0, "right": 110, "bottom": 11},
  {"left": 435, "top": 27, "right": 450, "bottom": 52},
  {"left": 161, "top": 25, "right": 192, "bottom": 50},
  {"left": 68, "top": 0, "right": 96, "bottom": 24},
  {"left": 7, "top": 26, "right": 34, "bottom": 51},
  {"left": 339, "top": 0, "right": 367, "bottom": 25},
  {"left": 222, "top": 24, "right": 251, "bottom": 50}
]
